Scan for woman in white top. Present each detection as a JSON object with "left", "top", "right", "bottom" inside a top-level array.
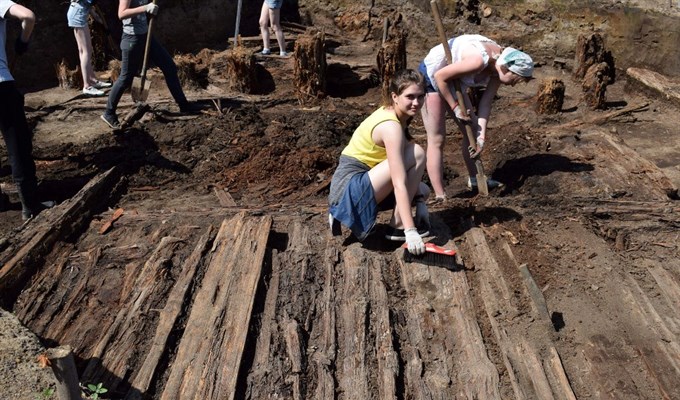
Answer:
[{"left": 418, "top": 34, "right": 534, "bottom": 199}]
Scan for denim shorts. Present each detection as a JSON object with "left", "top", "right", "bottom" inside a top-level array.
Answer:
[
  {"left": 329, "top": 172, "right": 395, "bottom": 241},
  {"left": 418, "top": 61, "right": 437, "bottom": 93},
  {"left": 265, "top": 0, "right": 283, "bottom": 9},
  {"left": 67, "top": 2, "right": 90, "bottom": 28}
]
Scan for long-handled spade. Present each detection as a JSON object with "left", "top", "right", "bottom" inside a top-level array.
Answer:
[
  {"left": 430, "top": 0, "right": 490, "bottom": 196},
  {"left": 130, "top": 0, "right": 156, "bottom": 103}
]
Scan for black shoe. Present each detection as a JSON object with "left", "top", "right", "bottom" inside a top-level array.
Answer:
[
  {"left": 22, "top": 200, "right": 57, "bottom": 221},
  {"left": 179, "top": 101, "right": 204, "bottom": 113},
  {"left": 384, "top": 226, "right": 430, "bottom": 242},
  {"left": 100, "top": 113, "right": 121, "bottom": 130}
]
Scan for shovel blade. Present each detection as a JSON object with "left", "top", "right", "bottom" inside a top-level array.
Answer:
[
  {"left": 131, "top": 76, "right": 151, "bottom": 102},
  {"left": 475, "top": 160, "right": 489, "bottom": 196}
]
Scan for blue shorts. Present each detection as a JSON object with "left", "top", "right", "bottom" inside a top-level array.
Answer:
[
  {"left": 265, "top": 0, "right": 283, "bottom": 9},
  {"left": 418, "top": 61, "right": 437, "bottom": 93},
  {"left": 329, "top": 172, "right": 395, "bottom": 241},
  {"left": 67, "top": 2, "right": 90, "bottom": 28}
]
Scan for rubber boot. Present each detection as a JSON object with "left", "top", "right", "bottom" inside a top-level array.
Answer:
[{"left": 16, "top": 181, "right": 55, "bottom": 221}]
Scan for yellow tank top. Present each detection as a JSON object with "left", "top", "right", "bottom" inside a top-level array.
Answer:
[{"left": 341, "top": 107, "right": 398, "bottom": 168}]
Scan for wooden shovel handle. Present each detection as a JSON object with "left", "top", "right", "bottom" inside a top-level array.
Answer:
[
  {"left": 430, "top": 0, "right": 476, "bottom": 147},
  {"left": 139, "top": 0, "right": 157, "bottom": 85}
]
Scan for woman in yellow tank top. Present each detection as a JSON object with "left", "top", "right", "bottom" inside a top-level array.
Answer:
[{"left": 329, "top": 69, "right": 431, "bottom": 255}]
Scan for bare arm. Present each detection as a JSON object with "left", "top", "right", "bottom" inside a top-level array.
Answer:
[
  {"left": 433, "top": 48, "right": 485, "bottom": 111},
  {"left": 376, "top": 121, "right": 418, "bottom": 230},
  {"left": 6, "top": 4, "right": 35, "bottom": 42},
  {"left": 118, "top": 0, "right": 148, "bottom": 20}
]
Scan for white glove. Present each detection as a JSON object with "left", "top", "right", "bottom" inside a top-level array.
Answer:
[
  {"left": 415, "top": 201, "right": 430, "bottom": 230},
  {"left": 145, "top": 3, "right": 159, "bottom": 15},
  {"left": 404, "top": 228, "right": 425, "bottom": 255},
  {"left": 453, "top": 104, "right": 470, "bottom": 121}
]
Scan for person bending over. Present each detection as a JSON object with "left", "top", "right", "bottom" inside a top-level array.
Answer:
[
  {"left": 328, "top": 69, "right": 431, "bottom": 255},
  {"left": 419, "top": 34, "right": 534, "bottom": 200}
]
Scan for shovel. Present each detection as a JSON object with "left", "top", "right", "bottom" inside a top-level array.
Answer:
[
  {"left": 430, "top": 0, "right": 489, "bottom": 196},
  {"left": 131, "top": 0, "right": 156, "bottom": 103}
]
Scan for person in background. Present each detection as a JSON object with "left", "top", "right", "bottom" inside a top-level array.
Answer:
[
  {"left": 259, "top": 0, "right": 287, "bottom": 56},
  {"left": 328, "top": 69, "right": 431, "bottom": 255},
  {"left": 67, "top": 0, "right": 112, "bottom": 96},
  {"left": 101, "top": 0, "right": 201, "bottom": 130},
  {"left": 419, "top": 34, "right": 534, "bottom": 200},
  {"left": 0, "top": 0, "right": 56, "bottom": 220}
]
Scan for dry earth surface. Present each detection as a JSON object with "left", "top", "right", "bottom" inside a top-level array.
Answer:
[{"left": 1, "top": 0, "right": 679, "bottom": 399}]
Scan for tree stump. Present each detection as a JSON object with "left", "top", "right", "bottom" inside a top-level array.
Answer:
[
  {"left": 294, "top": 29, "right": 326, "bottom": 104},
  {"left": 583, "top": 62, "right": 613, "bottom": 109},
  {"left": 377, "top": 31, "right": 407, "bottom": 105},
  {"left": 535, "top": 78, "right": 565, "bottom": 114},
  {"left": 574, "top": 33, "right": 615, "bottom": 81},
  {"left": 174, "top": 53, "right": 210, "bottom": 89},
  {"left": 209, "top": 47, "right": 256, "bottom": 94},
  {"left": 55, "top": 59, "right": 82, "bottom": 90}
]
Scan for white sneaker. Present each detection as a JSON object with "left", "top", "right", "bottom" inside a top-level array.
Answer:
[
  {"left": 329, "top": 213, "right": 342, "bottom": 236},
  {"left": 83, "top": 86, "right": 105, "bottom": 96},
  {"left": 93, "top": 80, "right": 112, "bottom": 89},
  {"left": 279, "top": 51, "right": 290, "bottom": 57},
  {"left": 261, "top": 48, "right": 271, "bottom": 55},
  {"left": 467, "top": 176, "right": 504, "bottom": 190}
]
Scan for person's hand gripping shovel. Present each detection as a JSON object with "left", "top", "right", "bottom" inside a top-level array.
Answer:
[
  {"left": 131, "top": 0, "right": 158, "bottom": 103},
  {"left": 430, "top": 0, "right": 490, "bottom": 196}
]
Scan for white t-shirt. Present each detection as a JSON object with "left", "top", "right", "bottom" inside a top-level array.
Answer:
[
  {"left": 0, "top": 0, "right": 16, "bottom": 82},
  {"left": 422, "top": 34, "right": 497, "bottom": 92}
]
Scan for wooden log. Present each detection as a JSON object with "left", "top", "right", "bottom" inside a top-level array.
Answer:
[
  {"left": 312, "top": 244, "right": 338, "bottom": 399},
  {"left": 377, "top": 31, "right": 407, "bottom": 105},
  {"left": 535, "top": 78, "right": 565, "bottom": 114},
  {"left": 546, "top": 347, "right": 578, "bottom": 400},
  {"left": 516, "top": 340, "right": 555, "bottom": 400},
  {"left": 209, "top": 48, "right": 257, "bottom": 94},
  {"left": 338, "top": 246, "right": 370, "bottom": 398},
  {"left": 81, "top": 235, "right": 185, "bottom": 388},
  {"left": 46, "top": 345, "right": 82, "bottom": 400},
  {"left": 160, "top": 213, "right": 272, "bottom": 400},
  {"left": 369, "top": 256, "right": 398, "bottom": 399},
  {"left": 293, "top": 29, "right": 327, "bottom": 104},
  {"left": 399, "top": 242, "right": 501, "bottom": 398},
  {"left": 284, "top": 318, "right": 303, "bottom": 400},
  {"left": 582, "top": 62, "right": 613, "bottom": 110},
  {"left": 583, "top": 335, "right": 644, "bottom": 399},
  {"left": 626, "top": 67, "right": 680, "bottom": 107},
  {"left": 518, "top": 263, "right": 552, "bottom": 322},
  {"left": 125, "top": 227, "right": 214, "bottom": 399},
  {"left": 574, "top": 33, "right": 615, "bottom": 81},
  {"left": 0, "top": 167, "right": 120, "bottom": 307}
]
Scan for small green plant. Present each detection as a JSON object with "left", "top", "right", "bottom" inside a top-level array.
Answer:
[
  {"left": 35, "top": 387, "right": 54, "bottom": 400},
  {"left": 86, "top": 382, "right": 108, "bottom": 399}
]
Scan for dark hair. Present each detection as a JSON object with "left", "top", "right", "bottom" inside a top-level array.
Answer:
[{"left": 383, "top": 69, "right": 425, "bottom": 107}]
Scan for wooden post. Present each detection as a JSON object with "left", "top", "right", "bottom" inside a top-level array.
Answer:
[
  {"left": 209, "top": 48, "right": 256, "bottom": 94},
  {"left": 377, "top": 30, "right": 407, "bottom": 105},
  {"left": 293, "top": 29, "right": 326, "bottom": 104},
  {"left": 535, "top": 78, "right": 565, "bottom": 114},
  {"left": 46, "top": 345, "right": 82, "bottom": 400}
]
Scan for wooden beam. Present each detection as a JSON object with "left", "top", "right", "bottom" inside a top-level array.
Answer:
[
  {"left": 160, "top": 213, "right": 271, "bottom": 400},
  {"left": 0, "top": 167, "right": 120, "bottom": 306}
]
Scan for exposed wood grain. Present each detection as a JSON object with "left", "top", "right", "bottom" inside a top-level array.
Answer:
[
  {"left": 369, "top": 257, "right": 398, "bottom": 400},
  {"left": 517, "top": 340, "right": 555, "bottom": 400},
  {"left": 338, "top": 246, "right": 370, "bottom": 398},
  {"left": 312, "top": 244, "right": 338, "bottom": 400},
  {"left": 546, "top": 347, "right": 578, "bottom": 400},
  {"left": 125, "top": 227, "right": 214, "bottom": 399},
  {"left": 160, "top": 213, "right": 271, "bottom": 400},
  {"left": 518, "top": 263, "right": 552, "bottom": 322},
  {"left": 0, "top": 167, "right": 120, "bottom": 306},
  {"left": 284, "top": 318, "right": 303, "bottom": 400}
]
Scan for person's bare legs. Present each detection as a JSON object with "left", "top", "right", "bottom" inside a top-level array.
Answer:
[
  {"left": 368, "top": 142, "right": 427, "bottom": 228},
  {"left": 422, "top": 92, "right": 448, "bottom": 197},
  {"left": 73, "top": 27, "right": 96, "bottom": 89},
  {"left": 268, "top": 7, "right": 286, "bottom": 54},
  {"left": 259, "top": 2, "right": 271, "bottom": 51}
]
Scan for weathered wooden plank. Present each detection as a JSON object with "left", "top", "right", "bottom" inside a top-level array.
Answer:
[
  {"left": 583, "top": 335, "right": 644, "bottom": 399},
  {"left": 626, "top": 67, "right": 680, "bottom": 107},
  {"left": 369, "top": 257, "right": 398, "bottom": 400},
  {"left": 312, "top": 244, "right": 338, "bottom": 400},
  {"left": 125, "top": 227, "right": 214, "bottom": 399},
  {"left": 400, "top": 240, "right": 500, "bottom": 399},
  {"left": 160, "top": 213, "right": 271, "bottom": 400},
  {"left": 516, "top": 340, "right": 555, "bottom": 400},
  {"left": 647, "top": 265, "right": 680, "bottom": 336},
  {"left": 284, "top": 318, "right": 303, "bottom": 400},
  {"left": 0, "top": 167, "right": 120, "bottom": 306},
  {"left": 82, "top": 236, "right": 185, "bottom": 387},
  {"left": 467, "top": 228, "right": 516, "bottom": 313},
  {"left": 546, "top": 347, "right": 577, "bottom": 400},
  {"left": 518, "top": 263, "right": 552, "bottom": 322},
  {"left": 338, "top": 246, "right": 370, "bottom": 398}
]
